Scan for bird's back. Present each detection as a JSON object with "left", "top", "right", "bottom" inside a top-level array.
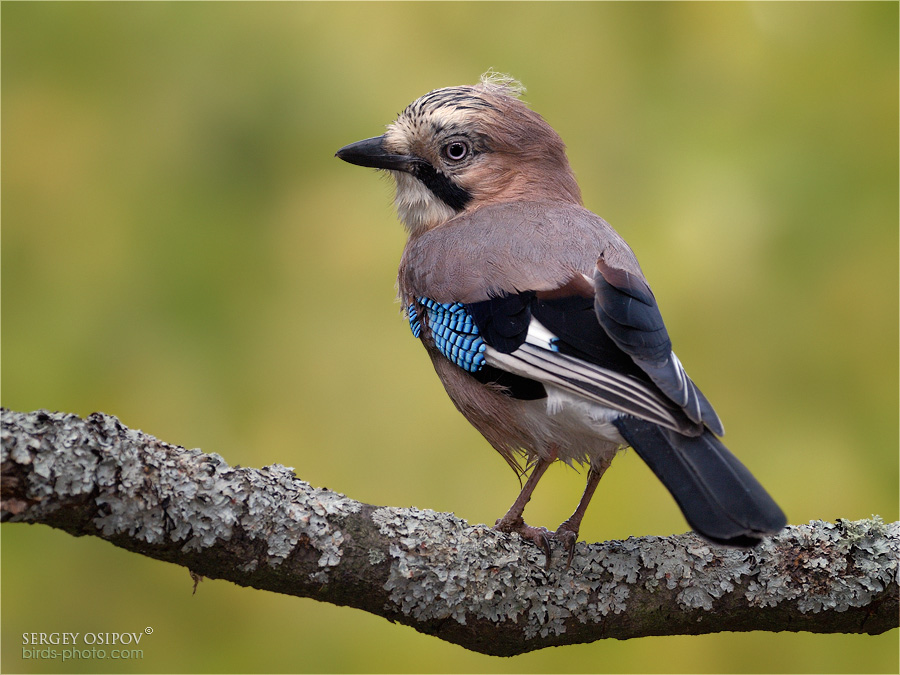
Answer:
[{"left": 399, "top": 200, "right": 640, "bottom": 305}]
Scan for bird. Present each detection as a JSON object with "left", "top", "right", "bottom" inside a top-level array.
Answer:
[{"left": 335, "top": 73, "right": 786, "bottom": 567}]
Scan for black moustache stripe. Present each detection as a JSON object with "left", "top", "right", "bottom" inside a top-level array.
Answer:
[{"left": 411, "top": 163, "right": 472, "bottom": 211}]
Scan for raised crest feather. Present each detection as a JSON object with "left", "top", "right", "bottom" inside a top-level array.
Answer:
[{"left": 478, "top": 70, "right": 526, "bottom": 98}]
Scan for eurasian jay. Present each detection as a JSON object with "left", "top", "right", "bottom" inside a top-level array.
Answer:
[{"left": 336, "top": 73, "right": 786, "bottom": 566}]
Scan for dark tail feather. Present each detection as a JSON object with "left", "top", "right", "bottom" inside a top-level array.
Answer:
[{"left": 612, "top": 415, "right": 786, "bottom": 546}]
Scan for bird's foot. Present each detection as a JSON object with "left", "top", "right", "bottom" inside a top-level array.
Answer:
[
  {"left": 494, "top": 516, "right": 553, "bottom": 567},
  {"left": 551, "top": 522, "right": 580, "bottom": 570},
  {"left": 495, "top": 516, "right": 582, "bottom": 569}
]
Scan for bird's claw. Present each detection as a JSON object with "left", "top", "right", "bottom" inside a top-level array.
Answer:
[
  {"left": 494, "top": 517, "right": 553, "bottom": 567},
  {"left": 552, "top": 526, "right": 578, "bottom": 570},
  {"left": 495, "top": 517, "right": 579, "bottom": 570}
]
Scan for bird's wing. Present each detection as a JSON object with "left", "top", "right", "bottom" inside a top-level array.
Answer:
[
  {"left": 408, "top": 289, "right": 701, "bottom": 436},
  {"left": 401, "top": 201, "right": 722, "bottom": 435},
  {"left": 593, "top": 251, "right": 724, "bottom": 435},
  {"left": 474, "top": 290, "right": 702, "bottom": 435}
]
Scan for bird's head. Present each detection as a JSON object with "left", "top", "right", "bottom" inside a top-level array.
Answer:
[{"left": 336, "top": 73, "right": 582, "bottom": 235}]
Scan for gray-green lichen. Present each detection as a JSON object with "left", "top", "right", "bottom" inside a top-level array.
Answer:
[
  {"left": 371, "top": 504, "right": 753, "bottom": 637},
  {"left": 638, "top": 537, "right": 755, "bottom": 611},
  {"left": 2, "top": 409, "right": 360, "bottom": 572},
  {"left": 372, "top": 505, "right": 898, "bottom": 640},
  {"left": 373, "top": 506, "right": 571, "bottom": 638},
  {"left": 746, "top": 517, "right": 898, "bottom": 613}
]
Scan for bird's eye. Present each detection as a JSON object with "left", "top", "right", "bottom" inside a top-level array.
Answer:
[{"left": 442, "top": 141, "right": 469, "bottom": 161}]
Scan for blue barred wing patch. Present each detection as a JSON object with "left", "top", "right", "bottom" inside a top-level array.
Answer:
[
  {"left": 408, "top": 298, "right": 486, "bottom": 373},
  {"left": 407, "top": 303, "right": 423, "bottom": 338}
]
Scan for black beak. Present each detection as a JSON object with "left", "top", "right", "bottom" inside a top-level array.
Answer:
[{"left": 335, "top": 135, "right": 417, "bottom": 172}]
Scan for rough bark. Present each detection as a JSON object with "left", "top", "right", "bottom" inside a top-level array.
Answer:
[{"left": 2, "top": 408, "right": 897, "bottom": 656}]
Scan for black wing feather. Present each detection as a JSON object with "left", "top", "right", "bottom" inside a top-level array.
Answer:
[
  {"left": 532, "top": 295, "right": 648, "bottom": 380},
  {"left": 595, "top": 256, "right": 723, "bottom": 434},
  {"left": 466, "top": 292, "right": 535, "bottom": 353},
  {"left": 464, "top": 293, "right": 546, "bottom": 399},
  {"left": 593, "top": 258, "right": 671, "bottom": 361}
]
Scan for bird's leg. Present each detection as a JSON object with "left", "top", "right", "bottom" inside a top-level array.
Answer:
[
  {"left": 554, "top": 457, "right": 611, "bottom": 568},
  {"left": 494, "top": 448, "right": 557, "bottom": 564}
]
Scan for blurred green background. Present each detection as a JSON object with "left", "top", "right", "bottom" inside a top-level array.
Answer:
[{"left": 2, "top": 2, "right": 897, "bottom": 673}]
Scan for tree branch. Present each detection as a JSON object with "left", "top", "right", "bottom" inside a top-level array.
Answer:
[{"left": 2, "top": 408, "right": 896, "bottom": 656}]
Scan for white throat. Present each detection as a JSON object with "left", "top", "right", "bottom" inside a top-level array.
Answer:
[{"left": 392, "top": 171, "right": 457, "bottom": 235}]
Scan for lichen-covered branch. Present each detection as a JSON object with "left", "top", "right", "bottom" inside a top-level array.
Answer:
[{"left": 2, "top": 409, "right": 897, "bottom": 656}]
